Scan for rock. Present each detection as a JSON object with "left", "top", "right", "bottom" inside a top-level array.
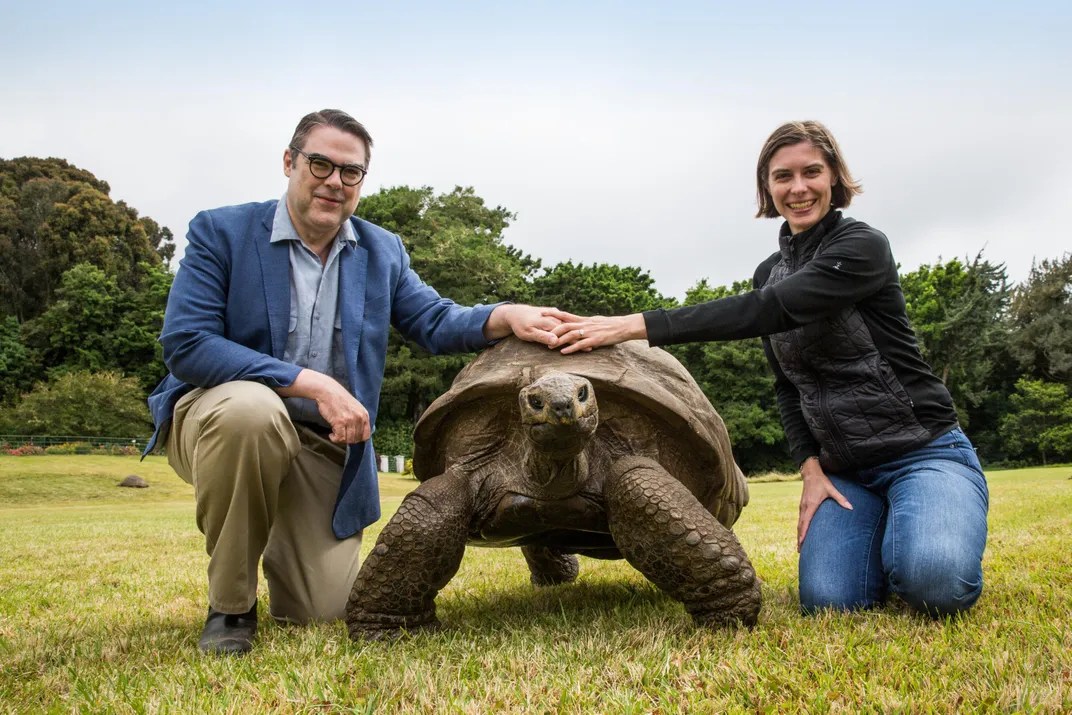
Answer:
[{"left": 118, "top": 475, "right": 149, "bottom": 488}]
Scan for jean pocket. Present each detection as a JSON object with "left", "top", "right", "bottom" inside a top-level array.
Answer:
[{"left": 926, "top": 428, "right": 960, "bottom": 449}]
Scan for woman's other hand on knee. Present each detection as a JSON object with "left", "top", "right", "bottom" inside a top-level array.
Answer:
[{"left": 797, "top": 457, "right": 853, "bottom": 552}]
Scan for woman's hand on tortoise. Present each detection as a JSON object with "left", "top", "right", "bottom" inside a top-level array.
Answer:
[{"left": 550, "top": 314, "right": 648, "bottom": 354}]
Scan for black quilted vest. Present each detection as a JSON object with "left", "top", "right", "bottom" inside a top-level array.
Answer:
[{"left": 765, "top": 218, "right": 934, "bottom": 474}]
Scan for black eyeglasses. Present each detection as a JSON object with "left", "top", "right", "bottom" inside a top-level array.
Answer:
[{"left": 290, "top": 146, "right": 367, "bottom": 186}]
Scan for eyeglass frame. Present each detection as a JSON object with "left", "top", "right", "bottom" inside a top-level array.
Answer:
[{"left": 289, "top": 146, "right": 368, "bottom": 186}]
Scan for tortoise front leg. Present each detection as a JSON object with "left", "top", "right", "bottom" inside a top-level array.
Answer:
[
  {"left": 345, "top": 469, "right": 472, "bottom": 640},
  {"left": 605, "top": 457, "right": 762, "bottom": 627}
]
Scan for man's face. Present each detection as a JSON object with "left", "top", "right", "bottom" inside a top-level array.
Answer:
[{"left": 283, "top": 125, "right": 367, "bottom": 239}]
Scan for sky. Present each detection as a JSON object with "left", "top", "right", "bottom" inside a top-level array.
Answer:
[{"left": 3, "top": 0, "right": 1070, "bottom": 299}]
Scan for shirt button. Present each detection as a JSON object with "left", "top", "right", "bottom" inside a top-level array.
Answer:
[
  {"left": 311, "top": 351, "right": 319, "bottom": 358},
  {"left": 315, "top": 313, "right": 321, "bottom": 320}
]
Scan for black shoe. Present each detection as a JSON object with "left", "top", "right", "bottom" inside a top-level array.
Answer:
[{"left": 198, "top": 601, "right": 258, "bottom": 655}]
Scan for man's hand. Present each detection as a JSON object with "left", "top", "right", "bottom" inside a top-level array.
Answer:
[
  {"left": 550, "top": 314, "right": 647, "bottom": 355},
  {"left": 277, "top": 369, "right": 370, "bottom": 444},
  {"left": 797, "top": 457, "right": 852, "bottom": 552},
  {"left": 483, "top": 304, "right": 577, "bottom": 346}
]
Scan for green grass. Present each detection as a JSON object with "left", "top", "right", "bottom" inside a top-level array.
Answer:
[{"left": 1, "top": 457, "right": 1070, "bottom": 713}]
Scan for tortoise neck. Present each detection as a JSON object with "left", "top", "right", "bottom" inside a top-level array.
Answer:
[{"left": 525, "top": 449, "right": 589, "bottom": 499}]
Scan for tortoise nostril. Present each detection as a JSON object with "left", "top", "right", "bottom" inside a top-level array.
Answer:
[{"left": 550, "top": 398, "right": 572, "bottom": 417}]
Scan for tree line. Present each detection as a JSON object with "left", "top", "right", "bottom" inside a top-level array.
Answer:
[{"left": 1, "top": 158, "right": 1069, "bottom": 470}]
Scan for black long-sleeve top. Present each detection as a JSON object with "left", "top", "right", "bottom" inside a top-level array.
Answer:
[{"left": 642, "top": 210, "right": 958, "bottom": 467}]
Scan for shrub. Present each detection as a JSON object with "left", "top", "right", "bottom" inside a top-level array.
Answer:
[
  {"left": 3, "top": 371, "right": 152, "bottom": 437},
  {"left": 372, "top": 419, "right": 415, "bottom": 459},
  {"left": 44, "top": 442, "right": 93, "bottom": 455},
  {"left": 92, "top": 444, "right": 140, "bottom": 456},
  {"left": 6, "top": 445, "right": 45, "bottom": 456}
]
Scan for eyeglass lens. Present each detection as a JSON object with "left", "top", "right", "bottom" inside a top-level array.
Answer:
[{"left": 308, "top": 157, "right": 364, "bottom": 186}]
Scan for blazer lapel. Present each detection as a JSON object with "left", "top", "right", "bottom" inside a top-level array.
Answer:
[
  {"left": 339, "top": 220, "right": 368, "bottom": 391},
  {"left": 254, "top": 203, "right": 291, "bottom": 358}
]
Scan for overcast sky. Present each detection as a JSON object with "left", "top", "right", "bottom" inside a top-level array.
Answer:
[{"left": 3, "top": 0, "right": 1069, "bottom": 299}]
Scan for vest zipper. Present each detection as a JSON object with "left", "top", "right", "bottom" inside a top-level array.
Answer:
[{"left": 818, "top": 382, "right": 851, "bottom": 468}]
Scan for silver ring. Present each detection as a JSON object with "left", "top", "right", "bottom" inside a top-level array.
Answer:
[{"left": 579, "top": 329, "right": 585, "bottom": 337}]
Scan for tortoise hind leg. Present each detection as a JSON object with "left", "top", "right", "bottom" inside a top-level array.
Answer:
[
  {"left": 345, "top": 469, "right": 472, "bottom": 640},
  {"left": 522, "top": 545, "right": 579, "bottom": 586},
  {"left": 605, "top": 456, "right": 761, "bottom": 627}
]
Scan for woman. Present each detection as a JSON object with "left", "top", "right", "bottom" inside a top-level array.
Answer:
[{"left": 551, "top": 121, "right": 989, "bottom": 617}]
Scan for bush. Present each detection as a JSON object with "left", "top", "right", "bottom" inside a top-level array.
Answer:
[
  {"left": 5, "top": 445, "right": 45, "bottom": 456},
  {"left": 44, "top": 442, "right": 93, "bottom": 455},
  {"left": 373, "top": 419, "right": 415, "bottom": 459},
  {"left": 0, "top": 371, "right": 152, "bottom": 437},
  {"left": 403, "top": 458, "right": 414, "bottom": 478},
  {"left": 92, "top": 444, "right": 140, "bottom": 456}
]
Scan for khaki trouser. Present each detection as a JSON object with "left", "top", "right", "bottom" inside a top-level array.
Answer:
[{"left": 166, "top": 381, "right": 362, "bottom": 623}]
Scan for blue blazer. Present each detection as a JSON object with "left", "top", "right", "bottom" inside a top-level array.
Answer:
[{"left": 146, "top": 200, "right": 497, "bottom": 538}]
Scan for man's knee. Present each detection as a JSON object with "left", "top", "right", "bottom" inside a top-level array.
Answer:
[
  {"left": 199, "top": 382, "right": 291, "bottom": 435},
  {"left": 269, "top": 577, "right": 354, "bottom": 625},
  {"left": 889, "top": 546, "right": 983, "bottom": 617}
]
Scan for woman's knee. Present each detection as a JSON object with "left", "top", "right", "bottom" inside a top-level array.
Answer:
[
  {"left": 798, "top": 572, "right": 881, "bottom": 614},
  {"left": 801, "top": 557, "right": 883, "bottom": 617},
  {"left": 889, "top": 547, "right": 983, "bottom": 617}
]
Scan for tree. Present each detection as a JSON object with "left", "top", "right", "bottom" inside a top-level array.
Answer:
[
  {"left": 0, "top": 316, "right": 35, "bottom": 404},
  {"left": 1007, "top": 253, "right": 1072, "bottom": 387},
  {"left": 1000, "top": 378, "right": 1072, "bottom": 465},
  {"left": 0, "top": 158, "right": 175, "bottom": 322},
  {"left": 358, "top": 185, "right": 538, "bottom": 305},
  {"left": 356, "top": 186, "right": 539, "bottom": 426},
  {"left": 20, "top": 261, "right": 172, "bottom": 391},
  {"left": 0, "top": 371, "right": 153, "bottom": 437},
  {"left": 665, "top": 279, "right": 791, "bottom": 474},
  {"left": 901, "top": 254, "right": 1011, "bottom": 427},
  {"left": 530, "top": 261, "right": 677, "bottom": 316}
]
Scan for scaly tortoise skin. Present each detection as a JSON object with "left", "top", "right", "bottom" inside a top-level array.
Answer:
[{"left": 346, "top": 337, "right": 761, "bottom": 639}]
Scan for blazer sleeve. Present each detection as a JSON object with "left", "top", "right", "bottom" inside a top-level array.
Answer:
[
  {"left": 387, "top": 233, "right": 502, "bottom": 354},
  {"left": 159, "top": 210, "right": 302, "bottom": 388}
]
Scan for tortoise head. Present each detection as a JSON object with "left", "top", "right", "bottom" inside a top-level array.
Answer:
[{"left": 519, "top": 372, "right": 598, "bottom": 455}]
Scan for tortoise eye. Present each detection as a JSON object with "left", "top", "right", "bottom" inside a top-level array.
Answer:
[
  {"left": 528, "top": 395, "right": 544, "bottom": 410},
  {"left": 577, "top": 385, "right": 588, "bottom": 402}
]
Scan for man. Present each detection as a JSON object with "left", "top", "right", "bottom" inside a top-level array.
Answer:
[{"left": 147, "top": 109, "right": 566, "bottom": 655}]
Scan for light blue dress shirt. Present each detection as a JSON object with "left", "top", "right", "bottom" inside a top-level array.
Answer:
[{"left": 270, "top": 195, "right": 356, "bottom": 428}]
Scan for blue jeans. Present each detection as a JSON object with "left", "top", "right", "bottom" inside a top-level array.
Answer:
[{"left": 798, "top": 427, "right": 989, "bottom": 617}]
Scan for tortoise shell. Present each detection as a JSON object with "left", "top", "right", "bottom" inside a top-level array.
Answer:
[{"left": 412, "top": 337, "right": 749, "bottom": 526}]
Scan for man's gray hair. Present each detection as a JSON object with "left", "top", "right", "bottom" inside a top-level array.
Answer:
[{"left": 288, "top": 109, "right": 374, "bottom": 167}]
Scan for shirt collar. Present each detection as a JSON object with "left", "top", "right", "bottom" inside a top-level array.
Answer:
[{"left": 270, "top": 194, "right": 358, "bottom": 246}]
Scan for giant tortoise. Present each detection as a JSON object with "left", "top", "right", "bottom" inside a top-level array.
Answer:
[{"left": 346, "top": 337, "right": 761, "bottom": 639}]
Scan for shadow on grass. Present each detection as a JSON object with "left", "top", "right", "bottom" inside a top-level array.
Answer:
[{"left": 425, "top": 577, "right": 701, "bottom": 642}]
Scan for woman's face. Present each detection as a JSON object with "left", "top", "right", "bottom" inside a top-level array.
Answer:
[{"left": 767, "top": 141, "right": 838, "bottom": 235}]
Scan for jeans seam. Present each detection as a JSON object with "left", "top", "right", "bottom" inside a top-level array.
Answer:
[{"left": 862, "top": 503, "right": 887, "bottom": 604}]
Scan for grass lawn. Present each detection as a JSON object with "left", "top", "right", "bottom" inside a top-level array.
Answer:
[{"left": 1, "top": 457, "right": 1069, "bottom": 713}]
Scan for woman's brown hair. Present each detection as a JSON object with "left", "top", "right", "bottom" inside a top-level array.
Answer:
[{"left": 755, "top": 120, "right": 863, "bottom": 218}]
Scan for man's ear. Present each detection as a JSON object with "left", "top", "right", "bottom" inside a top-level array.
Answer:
[{"left": 283, "top": 148, "right": 293, "bottom": 177}]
